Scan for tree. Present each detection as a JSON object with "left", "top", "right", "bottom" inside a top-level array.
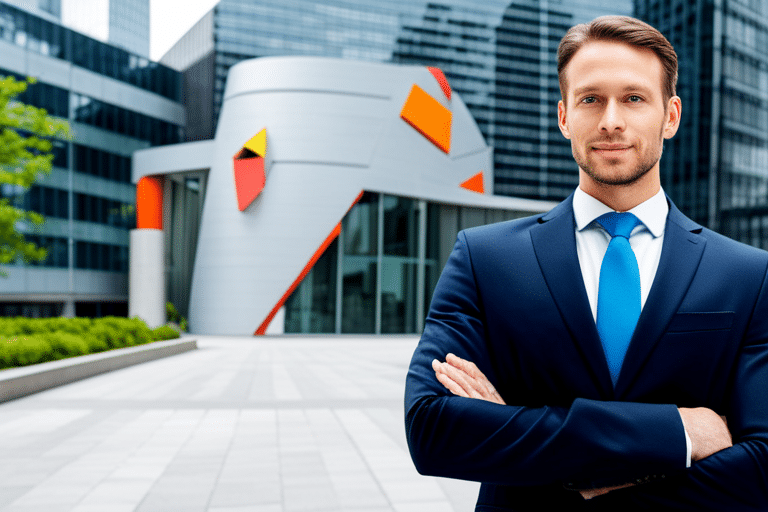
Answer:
[{"left": 0, "top": 75, "right": 69, "bottom": 276}]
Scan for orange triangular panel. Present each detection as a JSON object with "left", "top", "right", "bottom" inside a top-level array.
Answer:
[
  {"left": 233, "top": 156, "right": 266, "bottom": 211},
  {"left": 427, "top": 67, "right": 451, "bottom": 100},
  {"left": 460, "top": 172, "right": 485, "bottom": 194},
  {"left": 243, "top": 128, "right": 267, "bottom": 157},
  {"left": 400, "top": 84, "right": 452, "bottom": 153}
]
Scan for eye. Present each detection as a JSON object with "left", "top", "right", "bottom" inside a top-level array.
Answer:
[
  {"left": 627, "top": 95, "right": 643, "bottom": 103},
  {"left": 581, "top": 96, "right": 598, "bottom": 104}
]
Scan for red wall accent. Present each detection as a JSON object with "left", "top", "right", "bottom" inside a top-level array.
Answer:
[{"left": 136, "top": 176, "right": 163, "bottom": 230}]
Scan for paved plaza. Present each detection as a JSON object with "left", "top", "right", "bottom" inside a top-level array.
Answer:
[{"left": 0, "top": 335, "right": 480, "bottom": 511}]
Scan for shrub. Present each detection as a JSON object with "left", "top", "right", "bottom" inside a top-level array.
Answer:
[
  {"left": 152, "top": 325, "right": 181, "bottom": 341},
  {"left": 166, "top": 302, "right": 188, "bottom": 332},
  {"left": 0, "top": 334, "right": 52, "bottom": 368},
  {"left": 0, "top": 316, "right": 175, "bottom": 370},
  {"left": 44, "top": 332, "right": 89, "bottom": 360}
]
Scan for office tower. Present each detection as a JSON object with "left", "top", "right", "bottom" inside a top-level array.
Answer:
[
  {"left": 162, "top": 0, "right": 631, "bottom": 200},
  {"left": 0, "top": 2, "right": 183, "bottom": 316},
  {"left": 636, "top": 0, "right": 768, "bottom": 249},
  {"left": 61, "top": 0, "right": 149, "bottom": 57},
  {"left": 2, "top": 0, "right": 59, "bottom": 18}
]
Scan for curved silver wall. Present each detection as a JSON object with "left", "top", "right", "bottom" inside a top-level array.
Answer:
[{"left": 134, "top": 56, "right": 554, "bottom": 335}]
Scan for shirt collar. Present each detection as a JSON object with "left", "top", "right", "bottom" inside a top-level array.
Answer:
[{"left": 573, "top": 186, "right": 668, "bottom": 238}]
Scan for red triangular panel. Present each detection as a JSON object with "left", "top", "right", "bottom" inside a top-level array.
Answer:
[
  {"left": 460, "top": 172, "right": 485, "bottom": 194},
  {"left": 427, "top": 66, "right": 452, "bottom": 100},
  {"left": 233, "top": 156, "right": 266, "bottom": 211}
]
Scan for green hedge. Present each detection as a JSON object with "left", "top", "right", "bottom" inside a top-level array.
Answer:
[{"left": 0, "top": 317, "right": 181, "bottom": 370}]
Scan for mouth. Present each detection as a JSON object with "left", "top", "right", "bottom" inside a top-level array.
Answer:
[{"left": 591, "top": 144, "right": 633, "bottom": 156}]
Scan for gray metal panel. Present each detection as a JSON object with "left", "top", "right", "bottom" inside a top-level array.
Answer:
[
  {"left": 69, "top": 66, "right": 185, "bottom": 124},
  {"left": 32, "top": 219, "right": 128, "bottom": 246},
  {"left": 70, "top": 123, "right": 150, "bottom": 155},
  {"left": 0, "top": 268, "right": 126, "bottom": 296},
  {"left": 132, "top": 140, "right": 215, "bottom": 181},
  {"left": 0, "top": 40, "right": 28, "bottom": 75}
]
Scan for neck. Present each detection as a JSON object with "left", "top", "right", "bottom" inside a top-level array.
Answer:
[{"left": 578, "top": 169, "right": 661, "bottom": 212}]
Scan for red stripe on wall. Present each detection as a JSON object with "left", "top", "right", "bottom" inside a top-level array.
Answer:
[{"left": 254, "top": 191, "right": 365, "bottom": 335}]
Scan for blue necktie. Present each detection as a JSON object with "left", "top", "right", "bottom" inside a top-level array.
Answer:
[{"left": 595, "top": 212, "right": 642, "bottom": 386}]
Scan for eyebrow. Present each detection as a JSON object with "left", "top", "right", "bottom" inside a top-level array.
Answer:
[{"left": 572, "top": 84, "right": 654, "bottom": 97}]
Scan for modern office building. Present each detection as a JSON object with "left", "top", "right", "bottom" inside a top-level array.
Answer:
[
  {"left": 62, "top": 0, "right": 149, "bottom": 57},
  {"left": 61, "top": 0, "right": 150, "bottom": 57},
  {"left": 161, "top": 0, "right": 631, "bottom": 200},
  {"left": 0, "top": 2, "right": 183, "bottom": 317},
  {"left": 132, "top": 56, "right": 556, "bottom": 335},
  {"left": 636, "top": 0, "right": 768, "bottom": 249},
  {"left": 2, "top": 0, "right": 59, "bottom": 19},
  {"left": 2, "top": 0, "right": 149, "bottom": 56}
]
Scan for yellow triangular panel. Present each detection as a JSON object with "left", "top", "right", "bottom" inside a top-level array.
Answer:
[{"left": 243, "top": 128, "right": 267, "bottom": 157}]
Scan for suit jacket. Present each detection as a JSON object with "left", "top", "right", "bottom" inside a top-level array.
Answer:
[{"left": 404, "top": 194, "right": 768, "bottom": 511}]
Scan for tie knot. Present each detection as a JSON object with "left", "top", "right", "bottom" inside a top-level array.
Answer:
[{"left": 596, "top": 212, "right": 641, "bottom": 239}]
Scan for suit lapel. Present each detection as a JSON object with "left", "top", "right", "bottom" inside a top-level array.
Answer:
[
  {"left": 614, "top": 199, "right": 706, "bottom": 396},
  {"left": 530, "top": 194, "right": 615, "bottom": 395}
]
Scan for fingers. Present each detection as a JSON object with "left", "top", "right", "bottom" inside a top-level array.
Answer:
[
  {"left": 434, "top": 367, "right": 472, "bottom": 398},
  {"left": 447, "top": 353, "right": 483, "bottom": 379},
  {"left": 445, "top": 353, "right": 506, "bottom": 404},
  {"left": 432, "top": 355, "right": 506, "bottom": 405},
  {"left": 432, "top": 358, "right": 484, "bottom": 399}
]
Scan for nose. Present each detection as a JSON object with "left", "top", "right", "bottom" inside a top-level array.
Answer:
[{"left": 598, "top": 99, "right": 626, "bottom": 134}]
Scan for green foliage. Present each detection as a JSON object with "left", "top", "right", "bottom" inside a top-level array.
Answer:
[
  {"left": 0, "top": 75, "right": 70, "bottom": 275},
  {"left": 165, "top": 302, "right": 188, "bottom": 331},
  {"left": 0, "top": 316, "right": 181, "bottom": 370},
  {"left": 152, "top": 324, "right": 181, "bottom": 341}
]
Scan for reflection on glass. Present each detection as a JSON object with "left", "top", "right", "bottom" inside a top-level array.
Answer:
[
  {"left": 381, "top": 195, "right": 419, "bottom": 333},
  {"left": 283, "top": 191, "right": 531, "bottom": 334},
  {"left": 424, "top": 202, "right": 441, "bottom": 319},
  {"left": 342, "top": 192, "right": 378, "bottom": 333},
  {"left": 284, "top": 239, "right": 338, "bottom": 333},
  {"left": 380, "top": 257, "right": 417, "bottom": 333},
  {"left": 383, "top": 195, "right": 418, "bottom": 257}
]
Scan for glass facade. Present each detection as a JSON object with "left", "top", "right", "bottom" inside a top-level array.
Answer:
[
  {"left": 636, "top": 0, "right": 768, "bottom": 250},
  {"left": 0, "top": 3, "right": 179, "bottom": 100},
  {"left": 493, "top": 3, "right": 576, "bottom": 199},
  {"left": 0, "top": 4, "right": 183, "bottom": 316},
  {"left": 284, "top": 191, "right": 532, "bottom": 334},
  {"left": 167, "top": 0, "right": 631, "bottom": 199}
]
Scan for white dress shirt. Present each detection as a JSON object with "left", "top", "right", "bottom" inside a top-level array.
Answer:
[{"left": 572, "top": 186, "right": 691, "bottom": 467}]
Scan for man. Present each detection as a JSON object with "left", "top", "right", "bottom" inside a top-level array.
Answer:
[{"left": 404, "top": 15, "right": 768, "bottom": 511}]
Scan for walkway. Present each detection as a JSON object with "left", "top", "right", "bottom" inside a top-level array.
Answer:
[{"left": 0, "top": 335, "right": 480, "bottom": 511}]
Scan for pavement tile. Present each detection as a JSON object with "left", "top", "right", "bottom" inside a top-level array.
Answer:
[{"left": 0, "top": 336, "right": 479, "bottom": 512}]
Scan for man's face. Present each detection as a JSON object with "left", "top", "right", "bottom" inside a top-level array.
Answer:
[{"left": 557, "top": 40, "right": 681, "bottom": 189}]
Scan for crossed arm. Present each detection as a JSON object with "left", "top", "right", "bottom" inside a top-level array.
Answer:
[{"left": 431, "top": 353, "right": 733, "bottom": 500}]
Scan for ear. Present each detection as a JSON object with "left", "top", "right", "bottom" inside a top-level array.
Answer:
[
  {"left": 663, "top": 96, "right": 682, "bottom": 139},
  {"left": 558, "top": 100, "right": 571, "bottom": 139}
]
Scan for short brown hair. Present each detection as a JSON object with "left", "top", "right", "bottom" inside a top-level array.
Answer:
[{"left": 557, "top": 16, "right": 678, "bottom": 103}]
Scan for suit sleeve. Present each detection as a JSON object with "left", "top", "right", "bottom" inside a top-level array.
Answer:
[
  {"left": 593, "top": 268, "right": 768, "bottom": 511},
  {"left": 404, "top": 231, "right": 688, "bottom": 488}
]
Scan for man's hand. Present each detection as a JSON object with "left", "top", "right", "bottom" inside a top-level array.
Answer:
[
  {"left": 678, "top": 407, "right": 732, "bottom": 461},
  {"left": 432, "top": 353, "right": 506, "bottom": 405}
]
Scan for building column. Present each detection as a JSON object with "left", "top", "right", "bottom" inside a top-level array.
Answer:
[
  {"left": 129, "top": 176, "right": 165, "bottom": 328},
  {"left": 62, "top": 298, "right": 75, "bottom": 318}
]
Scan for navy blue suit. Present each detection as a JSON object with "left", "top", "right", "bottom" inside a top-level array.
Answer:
[{"left": 405, "top": 194, "right": 768, "bottom": 510}]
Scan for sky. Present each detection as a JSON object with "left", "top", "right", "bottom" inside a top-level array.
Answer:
[{"left": 150, "top": 0, "right": 219, "bottom": 61}]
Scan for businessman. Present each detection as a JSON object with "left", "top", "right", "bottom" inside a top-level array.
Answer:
[{"left": 404, "top": 15, "right": 768, "bottom": 511}]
